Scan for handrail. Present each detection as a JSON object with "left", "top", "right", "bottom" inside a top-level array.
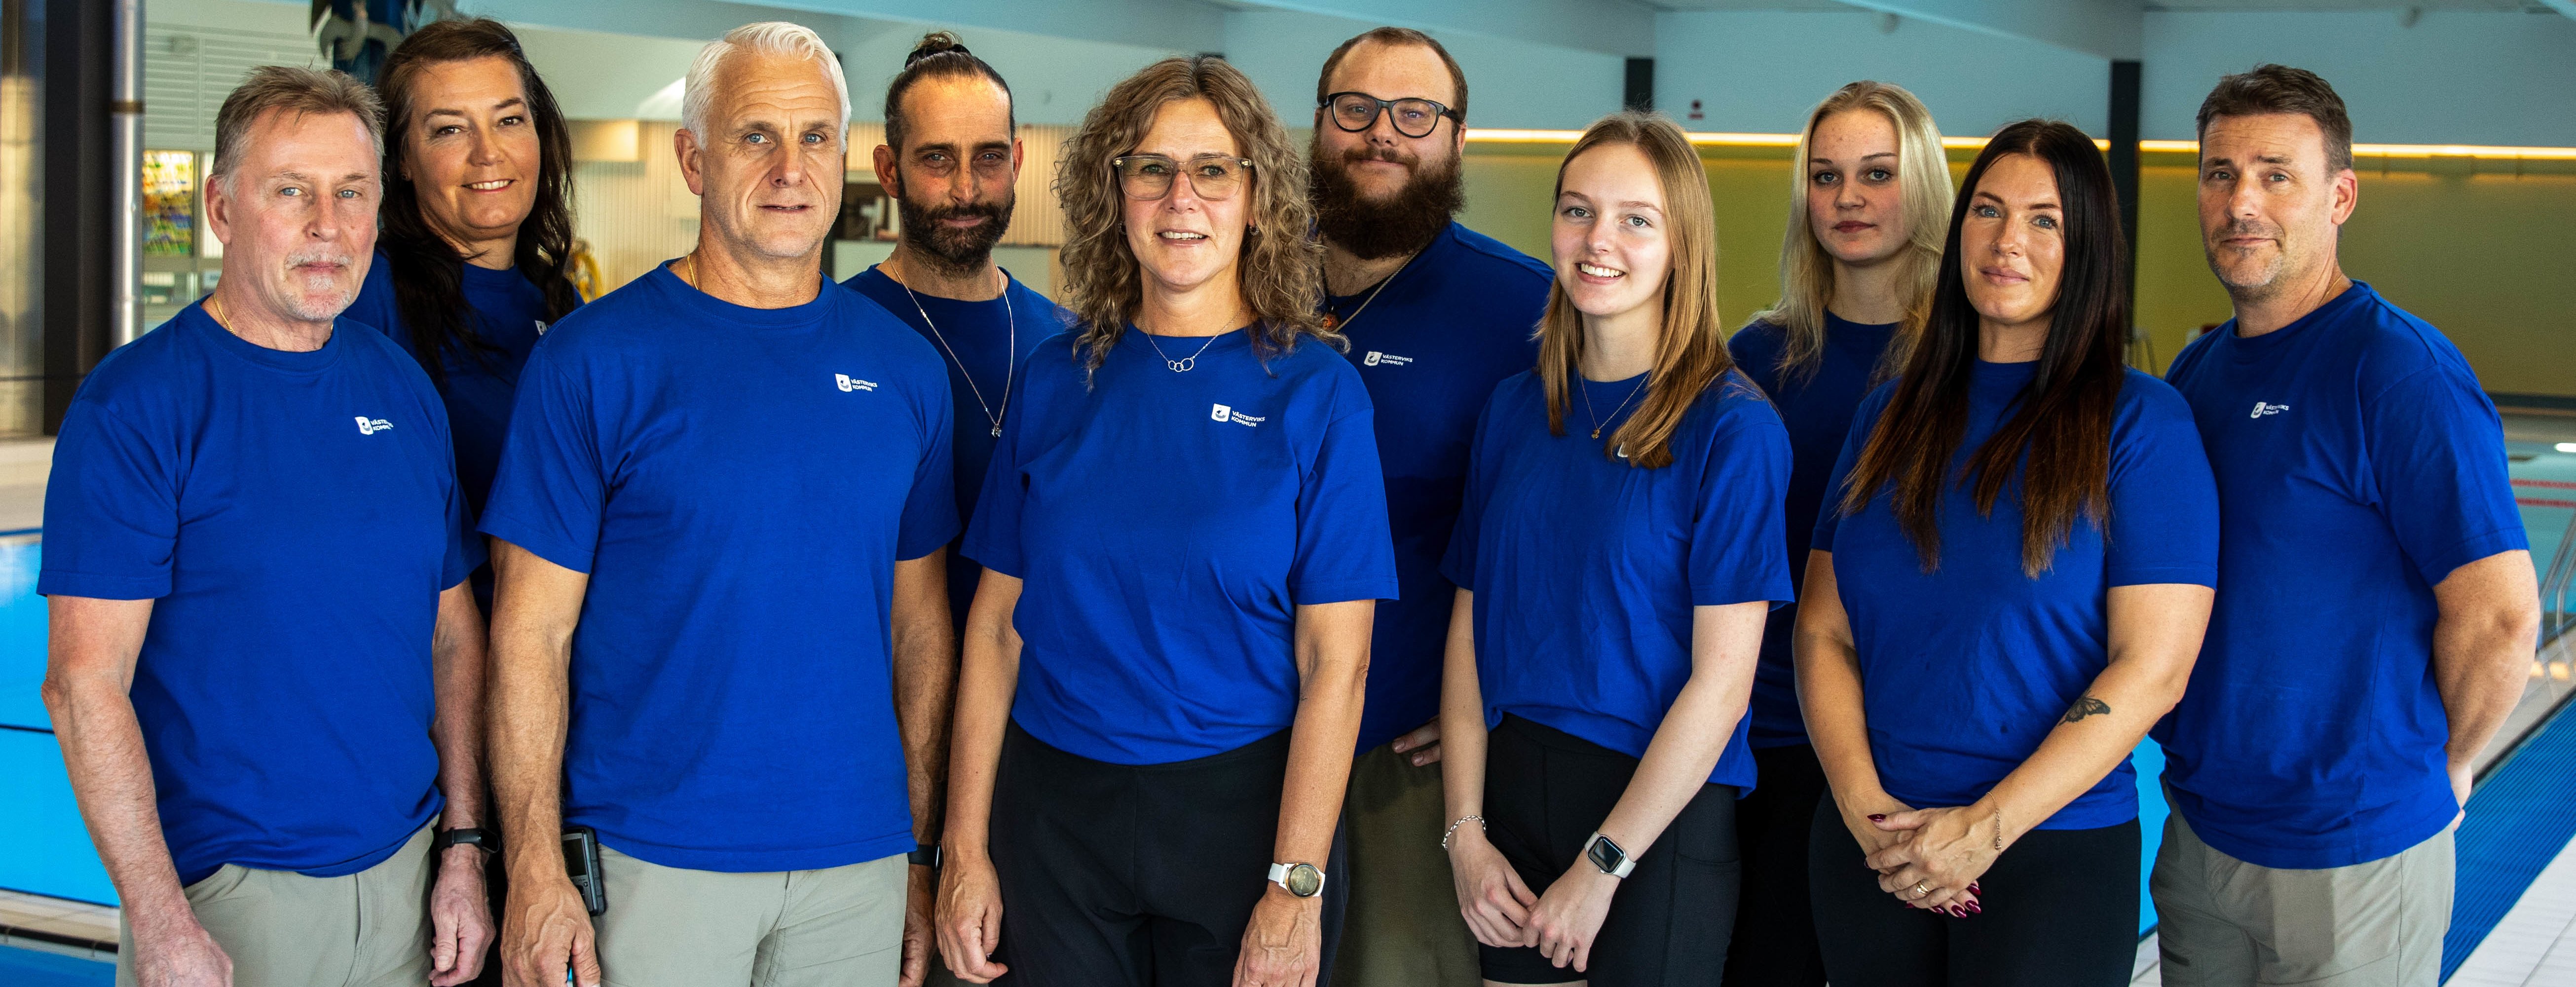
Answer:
[{"left": 2541, "top": 509, "right": 2576, "bottom": 644}]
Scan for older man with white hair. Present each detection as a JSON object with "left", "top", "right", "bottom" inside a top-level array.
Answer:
[
  {"left": 41, "top": 66, "right": 492, "bottom": 987},
  {"left": 484, "top": 22, "right": 958, "bottom": 987}
]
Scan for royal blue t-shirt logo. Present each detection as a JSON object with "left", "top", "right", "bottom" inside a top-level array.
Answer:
[
  {"left": 1362, "top": 351, "right": 1414, "bottom": 368},
  {"left": 1211, "top": 403, "right": 1232, "bottom": 422},
  {"left": 2250, "top": 401, "right": 2289, "bottom": 419},
  {"left": 836, "top": 374, "right": 878, "bottom": 393},
  {"left": 355, "top": 416, "right": 394, "bottom": 435}
]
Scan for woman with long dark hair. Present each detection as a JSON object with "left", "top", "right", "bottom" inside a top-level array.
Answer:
[
  {"left": 1437, "top": 111, "right": 1791, "bottom": 986},
  {"left": 347, "top": 17, "right": 581, "bottom": 608},
  {"left": 934, "top": 56, "right": 1392, "bottom": 987},
  {"left": 1795, "top": 119, "right": 2217, "bottom": 986}
]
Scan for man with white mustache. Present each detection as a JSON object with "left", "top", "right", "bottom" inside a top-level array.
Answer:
[{"left": 42, "top": 66, "right": 494, "bottom": 987}]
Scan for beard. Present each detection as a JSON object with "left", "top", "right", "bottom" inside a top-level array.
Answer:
[
  {"left": 1308, "top": 137, "right": 1465, "bottom": 261},
  {"left": 2203, "top": 217, "right": 2291, "bottom": 298},
  {"left": 896, "top": 187, "right": 1015, "bottom": 274}
]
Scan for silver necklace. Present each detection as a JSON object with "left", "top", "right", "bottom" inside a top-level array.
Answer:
[
  {"left": 899, "top": 268, "right": 1013, "bottom": 438},
  {"left": 1581, "top": 373, "right": 1650, "bottom": 440},
  {"left": 1139, "top": 328, "right": 1226, "bottom": 372},
  {"left": 1321, "top": 247, "right": 1423, "bottom": 332}
]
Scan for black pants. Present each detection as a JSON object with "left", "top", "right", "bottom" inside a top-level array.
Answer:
[
  {"left": 1480, "top": 715, "right": 1740, "bottom": 987},
  {"left": 1807, "top": 798, "right": 2138, "bottom": 987},
  {"left": 1722, "top": 743, "right": 1829, "bottom": 987},
  {"left": 990, "top": 722, "right": 1346, "bottom": 987}
]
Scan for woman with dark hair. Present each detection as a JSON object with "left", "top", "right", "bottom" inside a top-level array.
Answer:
[
  {"left": 1438, "top": 111, "right": 1791, "bottom": 987},
  {"left": 1795, "top": 119, "right": 2218, "bottom": 987},
  {"left": 935, "top": 56, "right": 1393, "bottom": 987},
  {"left": 347, "top": 17, "right": 581, "bottom": 609}
]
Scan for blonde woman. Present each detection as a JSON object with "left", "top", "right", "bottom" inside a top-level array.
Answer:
[
  {"left": 1438, "top": 111, "right": 1791, "bottom": 987},
  {"left": 935, "top": 56, "right": 1394, "bottom": 987},
  {"left": 1721, "top": 80, "right": 1948, "bottom": 987}
]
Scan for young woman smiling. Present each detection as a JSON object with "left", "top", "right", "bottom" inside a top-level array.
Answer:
[
  {"left": 1438, "top": 112, "right": 1792, "bottom": 987},
  {"left": 1722, "top": 81, "right": 1949, "bottom": 987},
  {"left": 1796, "top": 119, "right": 2218, "bottom": 987}
]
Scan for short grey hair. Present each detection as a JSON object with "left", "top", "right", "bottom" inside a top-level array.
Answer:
[
  {"left": 210, "top": 65, "right": 384, "bottom": 194},
  {"left": 682, "top": 21, "right": 851, "bottom": 140}
]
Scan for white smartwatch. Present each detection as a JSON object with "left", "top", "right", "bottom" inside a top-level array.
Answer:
[
  {"left": 1583, "top": 832, "right": 1636, "bottom": 879},
  {"left": 1268, "top": 861, "right": 1326, "bottom": 898}
]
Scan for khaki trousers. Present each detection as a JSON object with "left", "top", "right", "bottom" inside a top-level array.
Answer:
[
  {"left": 1329, "top": 740, "right": 1482, "bottom": 987},
  {"left": 2152, "top": 809, "right": 2454, "bottom": 987},
  {"left": 116, "top": 825, "right": 435, "bottom": 987},
  {"left": 593, "top": 846, "right": 905, "bottom": 987}
]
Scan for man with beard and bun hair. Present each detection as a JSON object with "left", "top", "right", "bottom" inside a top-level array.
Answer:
[
  {"left": 846, "top": 32, "right": 1070, "bottom": 641},
  {"left": 1309, "top": 27, "right": 1552, "bottom": 987}
]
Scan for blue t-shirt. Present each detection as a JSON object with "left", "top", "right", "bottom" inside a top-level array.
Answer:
[
  {"left": 40, "top": 304, "right": 479, "bottom": 884},
  {"left": 343, "top": 251, "right": 560, "bottom": 525},
  {"left": 842, "top": 266, "right": 1068, "bottom": 632},
  {"left": 2156, "top": 282, "right": 2525, "bottom": 869},
  {"left": 1441, "top": 370, "right": 1795, "bottom": 790},
  {"left": 964, "top": 328, "right": 1398, "bottom": 766},
  {"left": 1329, "top": 222, "right": 1550, "bottom": 752},
  {"left": 479, "top": 266, "right": 957, "bottom": 873},
  {"left": 1727, "top": 313, "right": 1899, "bottom": 748},
  {"left": 1816, "top": 361, "right": 2217, "bottom": 830}
]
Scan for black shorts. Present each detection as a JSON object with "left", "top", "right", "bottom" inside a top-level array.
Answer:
[
  {"left": 989, "top": 722, "right": 1347, "bottom": 987},
  {"left": 1479, "top": 714, "right": 1742, "bottom": 987}
]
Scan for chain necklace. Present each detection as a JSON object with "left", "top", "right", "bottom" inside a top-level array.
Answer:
[
  {"left": 900, "top": 267, "right": 1014, "bottom": 438},
  {"left": 1139, "top": 328, "right": 1226, "bottom": 373},
  {"left": 1320, "top": 247, "right": 1423, "bottom": 332},
  {"left": 1581, "top": 372, "right": 1650, "bottom": 440}
]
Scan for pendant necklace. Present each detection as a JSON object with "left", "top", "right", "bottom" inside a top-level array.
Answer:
[
  {"left": 901, "top": 267, "right": 1014, "bottom": 438},
  {"left": 1582, "top": 372, "right": 1650, "bottom": 440},
  {"left": 1320, "top": 247, "right": 1423, "bottom": 332},
  {"left": 1139, "top": 327, "right": 1225, "bottom": 373}
]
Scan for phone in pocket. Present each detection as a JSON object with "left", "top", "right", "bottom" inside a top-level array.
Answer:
[{"left": 561, "top": 826, "right": 607, "bottom": 916}]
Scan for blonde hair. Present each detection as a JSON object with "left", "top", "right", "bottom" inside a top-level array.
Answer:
[
  {"left": 683, "top": 22, "right": 850, "bottom": 140},
  {"left": 1054, "top": 56, "right": 1330, "bottom": 377},
  {"left": 211, "top": 66, "right": 383, "bottom": 195},
  {"left": 1749, "top": 80, "right": 1949, "bottom": 383},
  {"left": 1537, "top": 111, "right": 1736, "bottom": 470}
]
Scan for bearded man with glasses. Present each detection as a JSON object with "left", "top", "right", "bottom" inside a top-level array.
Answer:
[{"left": 1305, "top": 27, "right": 1554, "bottom": 987}]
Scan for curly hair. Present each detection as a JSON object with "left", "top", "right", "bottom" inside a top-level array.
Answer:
[{"left": 1053, "top": 56, "right": 1330, "bottom": 378}]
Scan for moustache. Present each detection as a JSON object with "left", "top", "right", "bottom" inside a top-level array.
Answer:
[
  {"left": 2215, "top": 219, "right": 2281, "bottom": 242},
  {"left": 284, "top": 250, "right": 357, "bottom": 271},
  {"left": 1339, "top": 145, "right": 1419, "bottom": 168}
]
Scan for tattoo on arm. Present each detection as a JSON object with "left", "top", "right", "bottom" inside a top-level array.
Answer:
[{"left": 2061, "top": 695, "right": 2111, "bottom": 723}]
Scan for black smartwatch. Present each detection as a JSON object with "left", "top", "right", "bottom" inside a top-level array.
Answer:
[
  {"left": 909, "top": 844, "right": 941, "bottom": 868},
  {"left": 434, "top": 828, "right": 495, "bottom": 853},
  {"left": 1583, "top": 832, "right": 1635, "bottom": 879}
]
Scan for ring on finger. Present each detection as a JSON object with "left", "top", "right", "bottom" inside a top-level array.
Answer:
[{"left": 1909, "top": 880, "right": 1933, "bottom": 899}]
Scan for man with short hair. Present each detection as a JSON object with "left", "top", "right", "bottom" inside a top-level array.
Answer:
[
  {"left": 1307, "top": 27, "right": 1552, "bottom": 987},
  {"left": 41, "top": 65, "right": 493, "bottom": 987},
  {"left": 844, "top": 31, "right": 1070, "bottom": 644},
  {"left": 2154, "top": 64, "right": 2539, "bottom": 987},
  {"left": 485, "top": 22, "right": 957, "bottom": 987}
]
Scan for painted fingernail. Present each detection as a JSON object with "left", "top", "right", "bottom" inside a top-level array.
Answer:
[
  {"left": 1968, "top": 881, "right": 1981, "bottom": 893},
  {"left": 1950, "top": 906, "right": 1967, "bottom": 917},
  {"left": 1868, "top": 814, "right": 1887, "bottom": 822},
  {"left": 1966, "top": 902, "right": 1982, "bottom": 914}
]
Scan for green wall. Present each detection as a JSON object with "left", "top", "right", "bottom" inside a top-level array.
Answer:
[{"left": 1459, "top": 145, "right": 2576, "bottom": 398}]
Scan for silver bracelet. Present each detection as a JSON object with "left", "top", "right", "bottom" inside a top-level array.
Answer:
[{"left": 1441, "top": 815, "right": 1486, "bottom": 851}]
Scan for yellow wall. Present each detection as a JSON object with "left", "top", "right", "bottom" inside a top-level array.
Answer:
[{"left": 1460, "top": 144, "right": 2576, "bottom": 399}]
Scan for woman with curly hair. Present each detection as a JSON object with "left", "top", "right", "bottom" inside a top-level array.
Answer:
[{"left": 934, "top": 56, "right": 1395, "bottom": 987}]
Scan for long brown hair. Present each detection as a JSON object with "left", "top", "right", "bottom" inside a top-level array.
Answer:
[
  {"left": 1053, "top": 56, "right": 1330, "bottom": 377},
  {"left": 375, "top": 18, "right": 579, "bottom": 386},
  {"left": 1748, "top": 81, "right": 1949, "bottom": 383},
  {"left": 1833, "top": 119, "right": 2130, "bottom": 577},
  {"left": 1537, "top": 112, "right": 1736, "bottom": 470}
]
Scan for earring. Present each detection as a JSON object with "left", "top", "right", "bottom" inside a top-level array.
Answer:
[{"left": 1248, "top": 225, "right": 1260, "bottom": 236}]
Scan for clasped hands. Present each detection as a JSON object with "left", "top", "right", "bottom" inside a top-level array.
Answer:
[{"left": 1849, "top": 801, "right": 2001, "bottom": 917}]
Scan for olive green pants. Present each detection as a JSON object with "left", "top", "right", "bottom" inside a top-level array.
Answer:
[
  {"left": 116, "top": 825, "right": 435, "bottom": 987},
  {"left": 1330, "top": 740, "right": 1481, "bottom": 987}
]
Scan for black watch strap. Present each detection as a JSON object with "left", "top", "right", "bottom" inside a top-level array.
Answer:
[
  {"left": 434, "top": 827, "right": 495, "bottom": 853},
  {"left": 909, "top": 844, "right": 940, "bottom": 868}
]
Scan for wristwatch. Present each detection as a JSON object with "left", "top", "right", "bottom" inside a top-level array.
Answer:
[
  {"left": 909, "top": 844, "right": 941, "bottom": 868},
  {"left": 433, "top": 828, "right": 495, "bottom": 854},
  {"left": 1268, "top": 862, "right": 1326, "bottom": 898},
  {"left": 1583, "top": 832, "right": 1635, "bottom": 879}
]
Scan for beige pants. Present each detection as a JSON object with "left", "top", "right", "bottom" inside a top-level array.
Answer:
[
  {"left": 2151, "top": 810, "right": 2454, "bottom": 987},
  {"left": 116, "top": 825, "right": 435, "bottom": 987},
  {"left": 1329, "top": 740, "right": 1482, "bottom": 987},
  {"left": 593, "top": 846, "right": 905, "bottom": 987}
]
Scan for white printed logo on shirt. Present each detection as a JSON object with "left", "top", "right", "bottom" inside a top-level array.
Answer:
[
  {"left": 354, "top": 416, "right": 394, "bottom": 435},
  {"left": 835, "top": 373, "right": 878, "bottom": 392},
  {"left": 2250, "top": 401, "right": 2289, "bottom": 419},
  {"left": 1210, "top": 403, "right": 1264, "bottom": 428},
  {"left": 1362, "top": 351, "right": 1414, "bottom": 367},
  {"left": 534, "top": 320, "right": 550, "bottom": 337}
]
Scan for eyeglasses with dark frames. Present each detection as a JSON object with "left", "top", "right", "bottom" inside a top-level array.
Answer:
[
  {"left": 1111, "top": 154, "right": 1254, "bottom": 201},
  {"left": 1320, "top": 92, "right": 1459, "bottom": 140}
]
